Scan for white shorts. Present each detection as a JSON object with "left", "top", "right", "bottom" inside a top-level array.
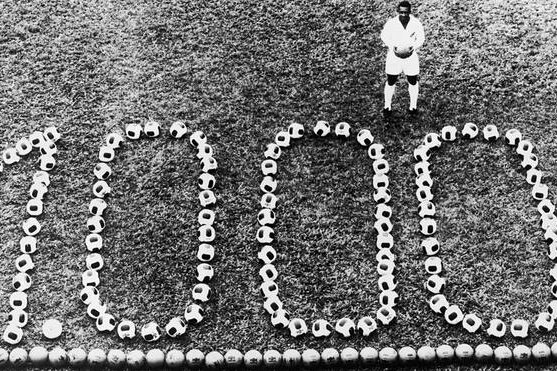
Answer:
[{"left": 385, "top": 50, "right": 420, "bottom": 76}]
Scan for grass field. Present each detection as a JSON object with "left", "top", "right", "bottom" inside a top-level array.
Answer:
[{"left": 1, "top": 0, "right": 557, "bottom": 369}]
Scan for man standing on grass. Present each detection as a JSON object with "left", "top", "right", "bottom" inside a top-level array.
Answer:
[{"left": 380, "top": 1, "right": 425, "bottom": 118}]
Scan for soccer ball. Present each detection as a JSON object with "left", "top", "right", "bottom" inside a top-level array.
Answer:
[
  {"left": 376, "top": 306, "right": 396, "bottom": 325},
  {"left": 416, "top": 186, "right": 433, "bottom": 203},
  {"left": 335, "top": 318, "right": 356, "bottom": 338},
  {"left": 144, "top": 121, "right": 161, "bottom": 137},
  {"left": 482, "top": 124, "right": 499, "bottom": 141},
  {"left": 475, "top": 344, "right": 494, "bottom": 362},
  {"left": 41, "top": 126, "right": 61, "bottom": 143},
  {"left": 117, "top": 320, "right": 136, "bottom": 339},
  {"left": 314, "top": 120, "right": 331, "bottom": 136},
  {"left": 165, "top": 317, "right": 187, "bottom": 338},
  {"left": 264, "top": 298, "right": 283, "bottom": 317},
  {"left": 377, "top": 233, "right": 394, "bottom": 249},
  {"left": 87, "top": 215, "right": 106, "bottom": 233},
  {"left": 532, "top": 342, "right": 551, "bottom": 362},
  {"left": 532, "top": 183, "right": 548, "bottom": 200},
  {"left": 493, "top": 346, "right": 512, "bottom": 364},
  {"left": 416, "top": 173, "right": 433, "bottom": 188},
  {"left": 373, "top": 187, "right": 391, "bottom": 203},
  {"left": 8, "top": 309, "right": 28, "bottom": 328},
  {"left": 429, "top": 294, "right": 449, "bottom": 314},
  {"left": 357, "top": 129, "right": 374, "bottom": 146},
  {"left": 26, "top": 198, "right": 43, "bottom": 216},
  {"left": 300, "top": 349, "right": 320, "bottom": 367},
  {"left": 261, "top": 159, "right": 278, "bottom": 176},
  {"left": 85, "top": 233, "right": 103, "bottom": 252},
  {"left": 462, "top": 122, "right": 479, "bottom": 139},
  {"left": 260, "top": 176, "right": 277, "bottom": 193},
  {"left": 92, "top": 180, "right": 111, "bottom": 198},
  {"left": 198, "top": 190, "right": 217, "bottom": 207},
  {"left": 260, "top": 193, "right": 278, "bottom": 209},
  {"left": 106, "top": 349, "right": 126, "bottom": 369},
  {"left": 68, "top": 348, "right": 88, "bottom": 367},
  {"left": 20, "top": 236, "right": 37, "bottom": 254},
  {"left": 22, "top": 217, "right": 41, "bottom": 236},
  {"left": 373, "top": 173, "right": 389, "bottom": 189},
  {"left": 378, "top": 347, "right": 398, "bottom": 364},
  {"left": 288, "top": 318, "right": 308, "bottom": 337},
  {"left": 85, "top": 253, "right": 104, "bottom": 270},
  {"left": 190, "top": 131, "right": 207, "bottom": 148},
  {"left": 200, "top": 157, "right": 218, "bottom": 172},
  {"left": 422, "top": 237, "right": 440, "bottom": 256},
  {"left": 339, "top": 347, "right": 359, "bottom": 366},
  {"left": 373, "top": 159, "right": 390, "bottom": 174},
  {"left": 125, "top": 124, "right": 142, "bottom": 139},
  {"left": 424, "top": 256, "right": 442, "bottom": 274},
  {"left": 259, "top": 264, "right": 278, "bottom": 282},
  {"left": 96, "top": 313, "right": 116, "bottom": 332},
  {"left": 2, "top": 148, "right": 21, "bottom": 165},
  {"left": 335, "top": 122, "right": 351, "bottom": 137},
  {"left": 86, "top": 300, "right": 106, "bottom": 319},
  {"left": 224, "top": 349, "right": 243, "bottom": 368},
  {"left": 197, "top": 243, "right": 214, "bottom": 262},
  {"left": 9, "top": 292, "right": 28, "bottom": 310},
  {"left": 39, "top": 154, "right": 56, "bottom": 171},
  {"left": 368, "top": 143, "right": 385, "bottom": 159},
  {"left": 377, "top": 260, "right": 395, "bottom": 275},
  {"left": 379, "top": 290, "right": 399, "bottom": 307},
  {"left": 15, "top": 138, "right": 32, "bottom": 156},
  {"left": 39, "top": 140, "right": 57, "bottom": 156},
  {"left": 376, "top": 248, "right": 395, "bottom": 262},
  {"left": 271, "top": 309, "right": 290, "bottom": 329},
  {"left": 80, "top": 286, "right": 99, "bottom": 305},
  {"left": 264, "top": 143, "right": 281, "bottom": 159},
  {"left": 89, "top": 199, "right": 108, "bottom": 216},
  {"left": 244, "top": 350, "right": 263, "bottom": 368},
  {"left": 126, "top": 350, "right": 145, "bottom": 369},
  {"left": 418, "top": 201, "right": 435, "bottom": 218},
  {"left": 33, "top": 171, "right": 50, "bottom": 186},
  {"left": 521, "top": 153, "right": 538, "bottom": 170},
  {"left": 444, "top": 304, "right": 464, "bottom": 325},
  {"left": 516, "top": 139, "right": 534, "bottom": 157},
  {"left": 510, "top": 319, "right": 529, "bottom": 338},
  {"left": 378, "top": 274, "right": 398, "bottom": 291},
  {"left": 146, "top": 349, "right": 165, "bottom": 369},
  {"left": 198, "top": 209, "right": 216, "bottom": 226},
  {"left": 425, "top": 274, "right": 446, "bottom": 294},
  {"left": 15, "top": 254, "right": 34, "bottom": 274},
  {"left": 487, "top": 318, "right": 506, "bottom": 337},
  {"left": 513, "top": 345, "right": 531, "bottom": 363},
  {"left": 169, "top": 121, "right": 188, "bottom": 138},
  {"left": 256, "top": 246, "right": 276, "bottom": 265},
  {"left": 526, "top": 168, "right": 542, "bottom": 185},
  {"left": 462, "top": 313, "right": 482, "bottom": 333},
  {"left": 94, "top": 163, "right": 112, "bottom": 180},
  {"left": 505, "top": 128, "right": 522, "bottom": 146},
  {"left": 106, "top": 132, "right": 124, "bottom": 148},
  {"left": 374, "top": 218, "right": 393, "bottom": 234},
  {"left": 184, "top": 303, "right": 204, "bottom": 324},
  {"left": 3, "top": 325, "right": 23, "bottom": 345},
  {"left": 12, "top": 272, "right": 32, "bottom": 291},
  {"left": 436, "top": 344, "right": 455, "bottom": 362},
  {"left": 197, "top": 143, "right": 214, "bottom": 159},
  {"left": 204, "top": 351, "right": 225, "bottom": 369},
  {"left": 311, "top": 319, "right": 333, "bottom": 337},
  {"left": 98, "top": 146, "right": 115, "bottom": 162},
  {"left": 420, "top": 217, "right": 437, "bottom": 235},
  {"left": 535, "top": 312, "right": 555, "bottom": 332},
  {"left": 288, "top": 122, "right": 304, "bottom": 139},
  {"left": 441, "top": 126, "right": 457, "bottom": 141},
  {"left": 416, "top": 346, "right": 436, "bottom": 363},
  {"left": 275, "top": 131, "right": 291, "bottom": 147},
  {"left": 87, "top": 349, "right": 107, "bottom": 368},
  {"left": 192, "top": 283, "right": 211, "bottom": 302},
  {"left": 29, "top": 182, "right": 48, "bottom": 199},
  {"left": 48, "top": 347, "right": 68, "bottom": 367},
  {"left": 165, "top": 349, "right": 185, "bottom": 369},
  {"left": 413, "top": 145, "right": 431, "bottom": 162},
  {"left": 141, "top": 322, "right": 162, "bottom": 342},
  {"left": 184, "top": 349, "right": 204, "bottom": 369},
  {"left": 321, "top": 348, "right": 340, "bottom": 366},
  {"left": 256, "top": 226, "right": 275, "bottom": 244},
  {"left": 263, "top": 350, "right": 282, "bottom": 368},
  {"left": 198, "top": 173, "right": 216, "bottom": 190},
  {"left": 398, "top": 346, "right": 416, "bottom": 364},
  {"left": 196, "top": 263, "right": 214, "bottom": 282},
  {"left": 260, "top": 280, "right": 279, "bottom": 298},
  {"left": 414, "top": 160, "right": 430, "bottom": 177},
  {"left": 82, "top": 269, "right": 100, "bottom": 287},
  {"left": 197, "top": 225, "right": 216, "bottom": 242},
  {"left": 356, "top": 316, "right": 377, "bottom": 336}
]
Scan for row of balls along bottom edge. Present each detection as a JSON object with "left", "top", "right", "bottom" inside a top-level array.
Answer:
[{"left": 1, "top": 343, "right": 557, "bottom": 368}]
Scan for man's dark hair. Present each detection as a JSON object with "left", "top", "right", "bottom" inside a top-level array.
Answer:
[{"left": 398, "top": 1, "right": 411, "bottom": 10}]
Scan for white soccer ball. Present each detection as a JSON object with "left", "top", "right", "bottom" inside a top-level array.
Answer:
[{"left": 125, "top": 124, "right": 142, "bottom": 140}]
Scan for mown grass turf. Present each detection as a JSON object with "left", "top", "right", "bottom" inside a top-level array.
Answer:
[{"left": 1, "top": 0, "right": 557, "bottom": 369}]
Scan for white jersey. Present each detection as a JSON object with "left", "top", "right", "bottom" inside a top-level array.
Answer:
[
  {"left": 380, "top": 15, "right": 425, "bottom": 51},
  {"left": 381, "top": 15, "right": 425, "bottom": 75}
]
